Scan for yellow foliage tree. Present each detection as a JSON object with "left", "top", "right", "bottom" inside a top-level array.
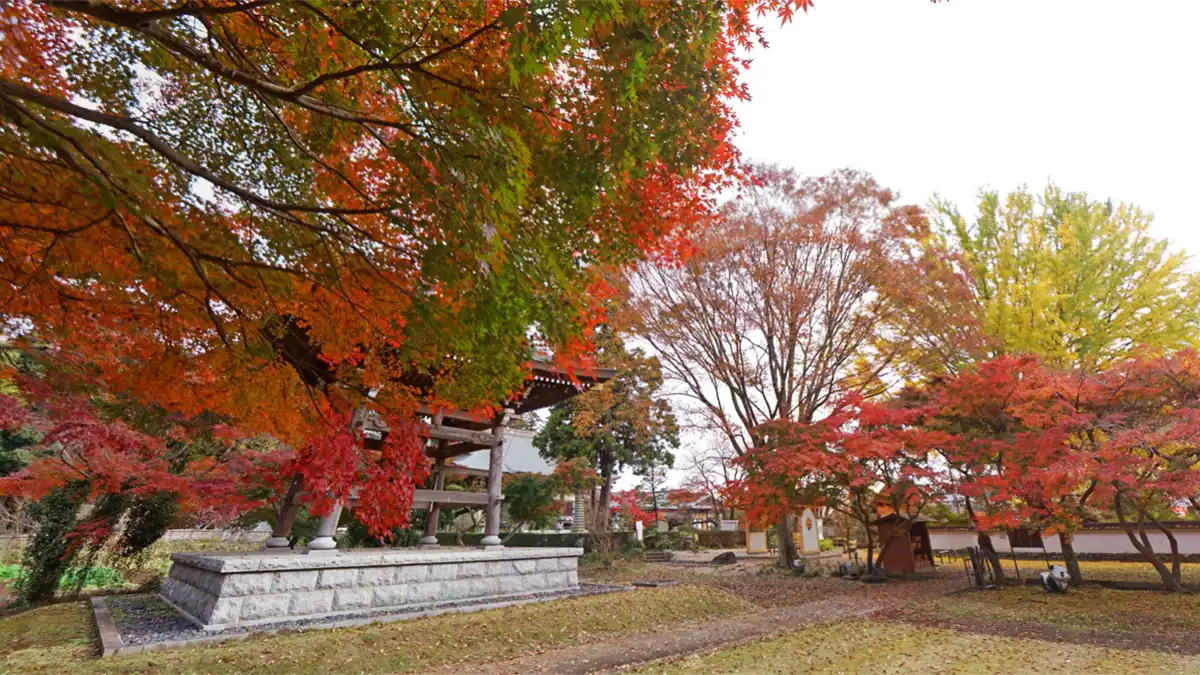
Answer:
[{"left": 935, "top": 184, "right": 1200, "bottom": 371}]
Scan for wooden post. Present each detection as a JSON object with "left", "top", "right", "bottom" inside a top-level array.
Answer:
[
  {"left": 420, "top": 454, "right": 447, "bottom": 547},
  {"left": 265, "top": 474, "right": 302, "bottom": 548},
  {"left": 480, "top": 409, "right": 511, "bottom": 548}
]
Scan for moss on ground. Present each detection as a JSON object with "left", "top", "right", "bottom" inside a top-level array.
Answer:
[{"left": 0, "top": 600, "right": 97, "bottom": 666}]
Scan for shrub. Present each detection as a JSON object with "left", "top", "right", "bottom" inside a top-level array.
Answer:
[
  {"left": 819, "top": 538, "right": 834, "bottom": 552},
  {"left": 645, "top": 531, "right": 690, "bottom": 551},
  {"left": 340, "top": 519, "right": 422, "bottom": 548},
  {"left": 431, "top": 530, "right": 630, "bottom": 552},
  {"left": 17, "top": 482, "right": 89, "bottom": 604},
  {"left": 59, "top": 566, "right": 124, "bottom": 589},
  {"left": 697, "top": 530, "right": 745, "bottom": 549},
  {"left": 0, "top": 562, "right": 20, "bottom": 581}
]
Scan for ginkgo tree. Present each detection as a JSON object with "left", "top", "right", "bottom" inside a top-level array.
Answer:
[
  {"left": 919, "top": 185, "right": 1200, "bottom": 578},
  {"left": 0, "top": 0, "right": 811, "bottom": 534},
  {"left": 934, "top": 185, "right": 1200, "bottom": 372}
]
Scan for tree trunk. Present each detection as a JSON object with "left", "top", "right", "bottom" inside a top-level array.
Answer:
[
  {"left": 1146, "top": 512, "right": 1183, "bottom": 586},
  {"left": 864, "top": 524, "right": 875, "bottom": 573},
  {"left": 775, "top": 515, "right": 797, "bottom": 568},
  {"left": 969, "top": 547, "right": 987, "bottom": 588},
  {"left": 977, "top": 532, "right": 1006, "bottom": 586},
  {"left": 1120, "top": 523, "right": 1181, "bottom": 591},
  {"left": 598, "top": 468, "right": 614, "bottom": 532},
  {"left": 1060, "top": 531, "right": 1083, "bottom": 586},
  {"left": 1115, "top": 492, "right": 1183, "bottom": 592}
]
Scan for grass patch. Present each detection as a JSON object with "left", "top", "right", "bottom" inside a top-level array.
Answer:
[
  {"left": 0, "top": 564, "right": 135, "bottom": 593},
  {"left": 923, "top": 585, "right": 1200, "bottom": 635},
  {"left": 2, "top": 584, "right": 752, "bottom": 674},
  {"left": 632, "top": 619, "right": 1200, "bottom": 675}
]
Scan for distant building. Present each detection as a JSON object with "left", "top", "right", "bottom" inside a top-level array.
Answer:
[
  {"left": 453, "top": 427, "right": 575, "bottom": 530},
  {"left": 455, "top": 427, "right": 553, "bottom": 475}
]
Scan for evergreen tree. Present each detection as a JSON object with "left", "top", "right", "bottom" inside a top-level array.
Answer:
[{"left": 534, "top": 329, "right": 678, "bottom": 524}]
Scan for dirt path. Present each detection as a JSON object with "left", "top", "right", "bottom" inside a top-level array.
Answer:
[{"left": 420, "top": 579, "right": 961, "bottom": 675}]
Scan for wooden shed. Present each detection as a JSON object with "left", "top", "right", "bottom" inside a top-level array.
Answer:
[{"left": 873, "top": 514, "right": 935, "bottom": 574}]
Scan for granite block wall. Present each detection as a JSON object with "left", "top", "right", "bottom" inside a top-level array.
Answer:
[{"left": 160, "top": 549, "right": 581, "bottom": 629}]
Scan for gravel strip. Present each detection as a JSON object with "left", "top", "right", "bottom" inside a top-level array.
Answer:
[{"left": 107, "top": 583, "right": 626, "bottom": 647}]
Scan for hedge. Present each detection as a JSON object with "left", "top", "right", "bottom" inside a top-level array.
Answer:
[
  {"left": 432, "top": 531, "right": 635, "bottom": 552},
  {"left": 696, "top": 530, "right": 745, "bottom": 549}
]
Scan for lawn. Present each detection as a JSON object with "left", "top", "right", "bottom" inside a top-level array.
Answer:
[
  {"left": 7, "top": 556, "right": 1195, "bottom": 674},
  {"left": 631, "top": 619, "right": 1200, "bottom": 675},
  {"left": 913, "top": 585, "right": 1200, "bottom": 636},
  {"left": 938, "top": 556, "right": 1200, "bottom": 585},
  {"left": 582, "top": 558, "right": 961, "bottom": 609},
  {"left": 1, "top": 584, "right": 752, "bottom": 674}
]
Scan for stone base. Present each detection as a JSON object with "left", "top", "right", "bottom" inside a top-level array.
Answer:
[{"left": 160, "top": 547, "right": 582, "bottom": 630}]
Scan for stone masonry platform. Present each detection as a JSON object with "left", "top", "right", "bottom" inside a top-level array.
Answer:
[{"left": 160, "top": 547, "right": 583, "bottom": 630}]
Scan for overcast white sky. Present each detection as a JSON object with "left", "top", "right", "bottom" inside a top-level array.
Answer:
[
  {"left": 617, "top": 0, "right": 1200, "bottom": 492},
  {"left": 734, "top": 0, "right": 1200, "bottom": 258}
]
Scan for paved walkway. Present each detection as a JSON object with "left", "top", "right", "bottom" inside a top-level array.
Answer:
[{"left": 422, "top": 579, "right": 961, "bottom": 675}]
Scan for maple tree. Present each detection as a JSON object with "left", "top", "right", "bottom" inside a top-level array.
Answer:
[
  {"left": 0, "top": 373, "right": 291, "bottom": 601},
  {"left": 548, "top": 457, "right": 601, "bottom": 495},
  {"left": 1052, "top": 351, "right": 1200, "bottom": 591},
  {"left": 846, "top": 351, "right": 1200, "bottom": 591},
  {"left": 609, "top": 488, "right": 652, "bottom": 530},
  {"left": 915, "top": 356, "right": 1068, "bottom": 585},
  {"left": 732, "top": 393, "right": 951, "bottom": 572},
  {"left": 629, "top": 165, "right": 975, "bottom": 566},
  {"left": 0, "top": 0, "right": 812, "bottom": 533}
]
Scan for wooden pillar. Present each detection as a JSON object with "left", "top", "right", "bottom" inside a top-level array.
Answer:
[
  {"left": 420, "top": 454, "right": 447, "bottom": 547},
  {"left": 265, "top": 474, "right": 302, "bottom": 549},
  {"left": 480, "top": 409, "right": 511, "bottom": 548}
]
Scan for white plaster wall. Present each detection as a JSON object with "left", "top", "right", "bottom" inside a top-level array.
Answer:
[{"left": 930, "top": 529, "right": 1200, "bottom": 555}]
